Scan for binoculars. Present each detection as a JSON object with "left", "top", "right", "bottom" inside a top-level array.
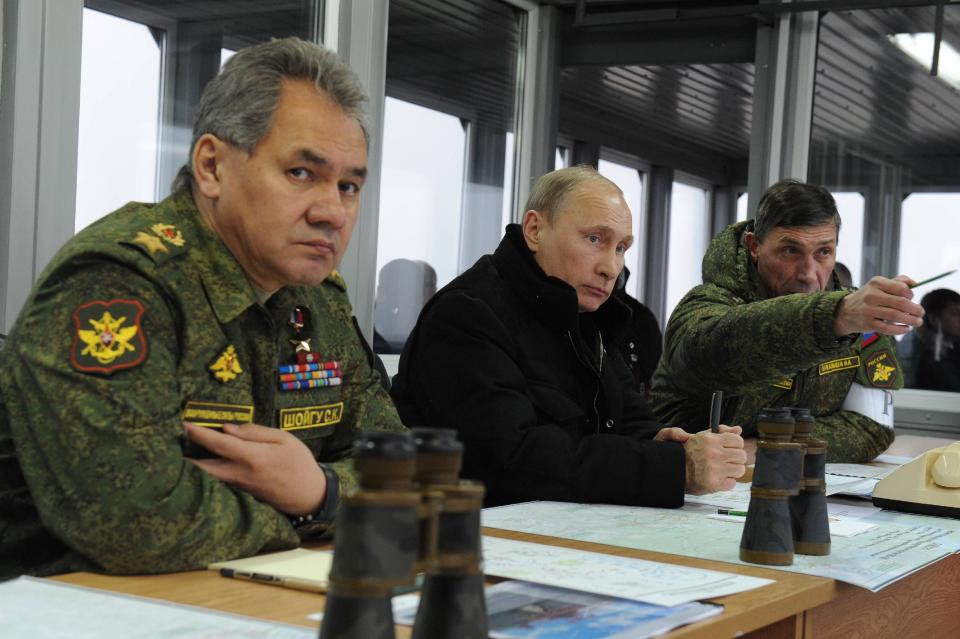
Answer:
[
  {"left": 739, "top": 407, "right": 830, "bottom": 566},
  {"left": 319, "top": 428, "right": 488, "bottom": 639}
]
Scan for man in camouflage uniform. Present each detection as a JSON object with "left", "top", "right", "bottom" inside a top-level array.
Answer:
[
  {"left": 0, "top": 38, "right": 404, "bottom": 580},
  {"left": 651, "top": 180, "right": 924, "bottom": 463}
]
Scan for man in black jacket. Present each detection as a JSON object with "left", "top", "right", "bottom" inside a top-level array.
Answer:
[{"left": 391, "top": 166, "right": 745, "bottom": 507}]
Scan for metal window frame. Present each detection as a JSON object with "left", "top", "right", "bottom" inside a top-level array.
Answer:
[{"left": 0, "top": 0, "right": 82, "bottom": 333}]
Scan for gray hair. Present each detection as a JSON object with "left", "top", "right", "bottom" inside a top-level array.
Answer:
[
  {"left": 171, "top": 37, "right": 369, "bottom": 193},
  {"left": 524, "top": 165, "right": 622, "bottom": 222}
]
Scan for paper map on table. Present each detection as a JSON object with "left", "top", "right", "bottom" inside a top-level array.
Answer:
[
  {"left": 481, "top": 535, "right": 772, "bottom": 606},
  {"left": 0, "top": 577, "right": 314, "bottom": 638},
  {"left": 482, "top": 501, "right": 960, "bottom": 591}
]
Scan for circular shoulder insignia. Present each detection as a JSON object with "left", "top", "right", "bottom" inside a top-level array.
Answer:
[{"left": 71, "top": 299, "right": 148, "bottom": 375}]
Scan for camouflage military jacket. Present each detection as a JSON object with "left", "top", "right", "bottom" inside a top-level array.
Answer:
[
  {"left": 0, "top": 190, "right": 403, "bottom": 579},
  {"left": 651, "top": 220, "right": 902, "bottom": 463}
]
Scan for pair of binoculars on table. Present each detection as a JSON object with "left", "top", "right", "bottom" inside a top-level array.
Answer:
[
  {"left": 739, "top": 407, "right": 831, "bottom": 566},
  {"left": 318, "top": 428, "right": 488, "bottom": 639}
]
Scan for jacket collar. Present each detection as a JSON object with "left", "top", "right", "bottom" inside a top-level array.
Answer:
[
  {"left": 166, "top": 191, "right": 259, "bottom": 325},
  {"left": 492, "top": 224, "right": 631, "bottom": 344}
]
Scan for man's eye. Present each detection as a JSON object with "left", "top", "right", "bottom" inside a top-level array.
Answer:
[
  {"left": 616, "top": 245, "right": 627, "bottom": 255},
  {"left": 587, "top": 234, "right": 600, "bottom": 244},
  {"left": 340, "top": 182, "right": 361, "bottom": 196},
  {"left": 818, "top": 248, "right": 834, "bottom": 257},
  {"left": 289, "top": 168, "right": 310, "bottom": 181}
]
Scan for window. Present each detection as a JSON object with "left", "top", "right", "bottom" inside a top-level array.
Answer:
[
  {"left": 899, "top": 194, "right": 960, "bottom": 295},
  {"left": 665, "top": 180, "right": 711, "bottom": 320},
  {"left": 833, "top": 192, "right": 864, "bottom": 287},
  {"left": 76, "top": 9, "right": 162, "bottom": 232},
  {"left": 897, "top": 193, "right": 960, "bottom": 392},
  {"left": 75, "top": 1, "right": 312, "bottom": 232},
  {"left": 737, "top": 192, "right": 748, "bottom": 221},
  {"left": 597, "top": 158, "right": 644, "bottom": 299},
  {"left": 374, "top": 99, "right": 466, "bottom": 353},
  {"left": 375, "top": 0, "right": 524, "bottom": 354}
]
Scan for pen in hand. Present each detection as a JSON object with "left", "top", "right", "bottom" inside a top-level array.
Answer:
[
  {"left": 908, "top": 269, "right": 955, "bottom": 289},
  {"left": 709, "top": 390, "right": 723, "bottom": 434}
]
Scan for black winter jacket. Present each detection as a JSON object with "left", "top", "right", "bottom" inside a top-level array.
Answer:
[{"left": 391, "top": 225, "right": 686, "bottom": 507}]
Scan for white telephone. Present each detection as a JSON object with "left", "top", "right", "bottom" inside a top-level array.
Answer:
[{"left": 873, "top": 442, "right": 960, "bottom": 518}]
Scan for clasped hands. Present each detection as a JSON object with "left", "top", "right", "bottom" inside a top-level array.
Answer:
[{"left": 656, "top": 425, "right": 748, "bottom": 494}]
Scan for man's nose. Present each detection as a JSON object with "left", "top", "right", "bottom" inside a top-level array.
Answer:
[
  {"left": 796, "top": 254, "right": 817, "bottom": 282},
  {"left": 306, "top": 183, "right": 347, "bottom": 229},
  {"left": 598, "top": 248, "right": 619, "bottom": 280}
]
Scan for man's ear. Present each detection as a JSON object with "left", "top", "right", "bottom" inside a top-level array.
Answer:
[
  {"left": 521, "top": 209, "right": 546, "bottom": 252},
  {"left": 744, "top": 231, "right": 760, "bottom": 262},
  {"left": 192, "top": 133, "right": 227, "bottom": 200}
]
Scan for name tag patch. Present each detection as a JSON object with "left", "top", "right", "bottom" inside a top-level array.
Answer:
[
  {"left": 819, "top": 356, "right": 860, "bottom": 376},
  {"left": 279, "top": 402, "right": 344, "bottom": 431},
  {"left": 771, "top": 378, "right": 794, "bottom": 390},
  {"left": 182, "top": 401, "right": 254, "bottom": 428}
]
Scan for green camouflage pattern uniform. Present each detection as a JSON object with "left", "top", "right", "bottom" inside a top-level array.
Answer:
[
  {"left": 651, "top": 220, "right": 901, "bottom": 463},
  {"left": 0, "top": 190, "right": 404, "bottom": 579}
]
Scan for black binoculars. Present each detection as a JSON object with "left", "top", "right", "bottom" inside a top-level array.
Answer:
[
  {"left": 739, "top": 407, "right": 830, "bottom": 566},
  {"left": 319, "top": 428, "right": 488, "bottom": 639}
]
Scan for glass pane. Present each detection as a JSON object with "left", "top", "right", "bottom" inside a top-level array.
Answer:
[
  {"left": 376, "top": 0, "right": 524, "bottom": 354},
  {"left": 736, "top": 192, "right": 748, "bottom": 221},
  {"left": 809, "top": 6, "right": 960, "bottom": 397},
  {"left": 76, "top": 9, "right": 161, "bottom": 232},
  {"left": 898, "top": 193, "right": 960, "bottom": 392},
  {"left": 833, "top": 192, "right": 864, "bottom": 287},
  {"left": 666, "top": 182, "right": 710, "bottom": 320},
  {"left": 598, "top": 158, "right": 644, "bottom": 299},
  {"left": 556, "top": 147, "right": 567, "bottom": 169},
  {"left": 375, "top": 98, "right": 466, "bottom": 353},
  {"left": 76, "top": 1, "right": 312, "bottom": 232}
]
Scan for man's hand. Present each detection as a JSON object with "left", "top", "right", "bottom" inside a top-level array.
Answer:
[
  {"left": 654, "top": 426, "right": 692, "bottom": 443},
  {"left": 833, "top": 275, "right": 924, "bottom": 337},
  {"left": 185, "top": 422, "right": 327, "bottom": 516},
  {"left": 743, "top": 436, "right": 757, "bottom": 466},
  {"left": 683, "top": 425, "right": 747, "bottom": 494}
]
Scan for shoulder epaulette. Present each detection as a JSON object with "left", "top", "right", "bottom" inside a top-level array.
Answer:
[
  {"left": 121, "top": 222, "right": 188, "bottom": 264},
  {"left": 325, "top": 269, "right": 348, "bottom": 292}
]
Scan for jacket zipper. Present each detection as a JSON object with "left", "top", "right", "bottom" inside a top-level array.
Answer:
[{"left": 567, "top": 330, "right": 604, "bottom": 433}]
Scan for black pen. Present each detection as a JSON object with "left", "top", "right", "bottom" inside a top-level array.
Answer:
[
  {"left": 219, "top": 567, "right": 327, "bottom": 593},
  {"left": 709, "top": 390, "right": 723, "bottom": 434}
]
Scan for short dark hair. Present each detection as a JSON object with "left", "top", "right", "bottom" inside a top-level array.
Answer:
[
  {"left": 754, "top": 179, "right": 841, "bottom": 242},
  {"left": 921, "top": 288, "right": 960, "bottom": 317}
]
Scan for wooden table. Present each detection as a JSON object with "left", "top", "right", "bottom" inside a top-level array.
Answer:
[
  {"left": 50, "top": 434, "right": 960, "bottom": 638},
  {"left": 53, "top": 535, "right": 960, "bottom": 639},
  {"left": 53, "top": 529, "right": 835, "bottom": 639}
]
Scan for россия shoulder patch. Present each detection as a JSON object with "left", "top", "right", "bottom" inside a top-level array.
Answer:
[{"left": 71, "top": 299, "right": 148, "bottom": 374}]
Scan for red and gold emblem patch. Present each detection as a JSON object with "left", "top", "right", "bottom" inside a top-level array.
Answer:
[
  {"left": 71, "top": 299, "right": 147, "bottom": 374},
  {"left": 865, "top": 349, "right": 898, "bottom": 388}
]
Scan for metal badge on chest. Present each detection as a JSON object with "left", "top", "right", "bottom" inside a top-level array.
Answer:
[{"left": 278, "top": 306, "right": 343, "bottom": 392}]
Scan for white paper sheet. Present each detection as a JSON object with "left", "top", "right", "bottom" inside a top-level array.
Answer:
[{"left": 0, "top": 577, "right": 315, "bottom": 639}]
